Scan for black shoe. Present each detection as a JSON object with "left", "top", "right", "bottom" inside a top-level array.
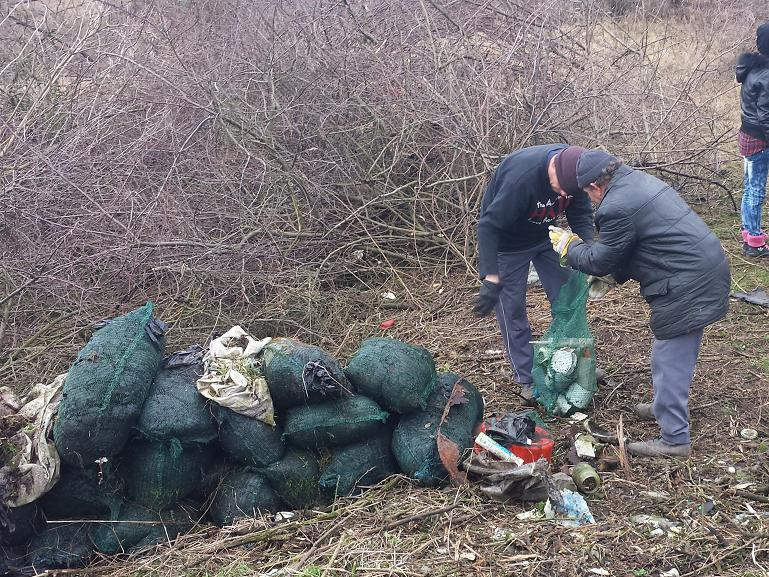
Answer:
[{"left": 743, "top": 243, "right": 769, "bottom": 257}]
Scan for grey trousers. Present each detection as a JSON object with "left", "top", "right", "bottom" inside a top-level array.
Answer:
[
  {"left": 651, "top": 327, "right": 704, "bottom": 445},
  {"left": 494, "top": 240, "right": 571, "bottom": 384}
]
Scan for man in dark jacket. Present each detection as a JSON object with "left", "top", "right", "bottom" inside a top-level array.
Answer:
[
  {"left": 474, "top": 145, "right": 594, "bottom": 402},
  {"left": 549, "top": 150, "right": 731, "bottom": 458},
  {"left": 736, "top": 22, "right": 769, "bottom": 257}
]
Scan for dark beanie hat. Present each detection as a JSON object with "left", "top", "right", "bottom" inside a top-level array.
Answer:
[
  {"left": 554, "top": 146, "right": 587, "bottom": 196},
  {"left": 758, "top": 22, "right": 769, "bottom": 56},
  {"left": 576, "top": 149, "right": 619, "bottom": 189}
]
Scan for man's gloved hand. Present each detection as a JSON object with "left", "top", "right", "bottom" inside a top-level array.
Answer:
[
  {"left": 548, "top": 226, "right": 581, "bottom": 259},
  {"left": 586, "top": 275, "right": 616, "bottom": 299},
  {"left": 473, "top": 279, "right": 503, "bottom": 316}
]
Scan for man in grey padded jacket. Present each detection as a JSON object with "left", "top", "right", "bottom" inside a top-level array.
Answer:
[{"left": 549, "top": 149, "right": 731, "bottom": 458}]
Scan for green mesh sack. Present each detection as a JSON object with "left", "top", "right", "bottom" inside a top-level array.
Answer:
[
  {"left": 208, "top": 470, "right": 281, "bottom": 526},
  {"left": 283, "top": 396, "right": 388, "bottom": 450},
  {"left": 258, "top": 449, "right": 322, "bottom": 510},
  {"left": 1, "top": 502, "right": 39, "bottom": 546},
  {"left": 26, "top": 523, "right": 94, "bottom": 570},
  {"left": 39, "top": 464, "right": 123, "bottom": 520},
  {"left": 262, "top": 338, "right": 351, "bottom": 410},
  {"left": 136, "top": 348, "right": 217, "bottom": 444},
  {"left": 392, "top": 372, "right": 483, "bottom": 487},
  {"left": 344, "top": 337, "right": 438, "bottom": 414},
  {"left": 319, "top": 433, "right": 397, "bottom": 497},
  {"left": 212, "top": 404, "right": 284, "bottom": 467},
  {"left": 90, "top": 502, "right": 196, "bottom": 554},
  {"left": 54, "top": 303, "right": 166, "bottom": 466},
  {"left": 119, "top": 440, "right": 214, "bottom": 509},
  {"left": 531, "top": 271, "right": 597, "bottom": 416}
]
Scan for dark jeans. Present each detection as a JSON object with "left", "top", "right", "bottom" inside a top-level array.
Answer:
[{"left": 494, "top": 240, "right": 571, "bottom": 384}]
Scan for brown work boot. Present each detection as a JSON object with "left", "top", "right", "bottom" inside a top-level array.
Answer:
[
  {"left": 519, "top": 383, "right": 537, "bottom": 407},
  {"left": 633, "top": 403, "right": 655, "bottom": 421},
  {"left": 627, "top": 438, "right": 691, "bottom": 458}
]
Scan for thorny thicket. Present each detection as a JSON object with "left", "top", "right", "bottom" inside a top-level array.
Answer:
[{"left": 0, "top": 0, "right": 763, "bottom": 382}]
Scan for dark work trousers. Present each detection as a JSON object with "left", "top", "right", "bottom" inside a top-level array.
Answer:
[
  {"left": 494, "top": 240, "right": 571, "bottom": 385},
  {"left": 651, "top": 327, "right": 704, "bottom": 445}
]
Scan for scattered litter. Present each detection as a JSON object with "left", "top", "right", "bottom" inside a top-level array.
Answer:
[
  {"left": 574, "top": 434, "right": 598, "bottom": 459},
  {"left": 630, "top": 514, "right": 681, "bottom": 535},
  {"left": 588, "top": 569, "right": 610, "bottom": 576},
  {"left": 527, "top": 265, "right": 540, "bottom": 286},
  {"left": 731, "top": 288, "right": 769, "bottom": 308},
  {"left": 483, "top": 412, "right": 536, "bottom": 445},
  {"left": 381, "top": 291, "right": 396, "bottom": 300},
  {"left": 275, "top": 511, "right": 295, "bottom": 522},
  {"left": 474, "top": 432, "right": 525, "bottom": 465},
  {"left": 515, "top": 509, "right": 544, "bottom": 521},
  {"left": 464, "top": 454, "right": 550, "bottom": 502},
  {"left": 640, "top": 490, "right": 671, "bottom": 500},
  {"left": 544, "top": 489, "right": 595, "bottom": 526},
  {"left": 659, "top": 569, "right": 680, "bottom": 577},
  {"left": 727, "top": 466, "right": 737, "bottom": 474},
  {"left": 570, "top": 412, "right": 590, "bottom": 423},
  {"left": 571, "top": 462, "right": 602, "bottom": 495},
  {"left": 741, "top": 428, "right": 759, "bottom": 440},
  {"left": 734, "top": 482, "right": 755, "bottom": 490},
  {"left": 582, "top": 419, "right": 620, "bottom": 444}
]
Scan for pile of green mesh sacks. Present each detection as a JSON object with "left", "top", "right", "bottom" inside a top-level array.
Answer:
[{"left": 4, "top": 307, "right": 484, "bottom": 572}]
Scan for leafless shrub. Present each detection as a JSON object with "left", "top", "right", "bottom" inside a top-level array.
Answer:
[{"left": 0, "top": 0, "right": 760, "bottom": 381}]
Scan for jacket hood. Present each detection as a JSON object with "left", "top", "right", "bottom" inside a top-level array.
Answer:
[{"left": 736, "top": 52, "right": 769, "bottom": 83}]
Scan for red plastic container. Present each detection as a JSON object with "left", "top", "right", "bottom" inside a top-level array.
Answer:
[{"left": 474, "top": 424, "right": 553, "bottom": 464}]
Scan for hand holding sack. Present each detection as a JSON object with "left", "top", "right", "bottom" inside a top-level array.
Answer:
[
  {"left": 586, "top": 275, "right": 616, "bottom": 299},
  {"left": 473, "top": 279, "right": 503, "bottom": 316}
]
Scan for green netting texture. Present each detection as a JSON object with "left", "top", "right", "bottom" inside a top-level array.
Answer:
[
  {"left": 283, "top": 396, "right": 389, "bottom": 450},
  {"left": 120, "top": 440, "right": 214, "bottom": 509},
  {"left": 136, "top": 362, "right": 217, "bottom": 444},
  {"left": 26, "top": 523, "right": 94, "bottom": 570},
  {"left": 344, "top": 337, "right": 438, "bottom": 414},
  {"left": 392, "top": 372, "right": 483, "bottom": 487},
  {"left": 39, "top": 464, "right": 123, "bottom": 520},
  {"left": 90, "top": 502, "right": 195, "bottom": 555},
  {"left": 257, "top": 449, "right": 322, "bottom": 510},
  {"left": 319, "top": 433, "right": 397, "bottom": 497},
  {"left": 531, "top": 271, "right": 597, "bottom": 416},
  {"left": 212, "top": 405, "right": 285, "bottom": 467},
  {"left": 263, "top": 338, "right": 350, "bottom": 410},
  {"left": 1, "top": 502, "right": 39, "bottom": 546},
  {"left": 208, "top": 470, "right": 281, "bottom": 526},
  {"left": 54, "top": 303, "right": 165, "bottom": 466}
]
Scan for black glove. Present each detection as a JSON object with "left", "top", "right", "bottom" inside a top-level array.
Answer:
[{"left": 473, "top": 279, "right": 503, "bottom": 316}]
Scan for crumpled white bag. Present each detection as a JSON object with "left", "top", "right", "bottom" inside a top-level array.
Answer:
[
  {"left": 0, "top": 374, "right": 65, "bottom": 507},
  {"left": 196, "top": 326, "right": 275, "bottom": 425}
]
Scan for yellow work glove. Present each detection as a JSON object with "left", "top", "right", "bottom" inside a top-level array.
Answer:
[
  {"left": 586, "top": 275, "right": 616, "bottom": 299},
  {"left": 548, "top": 226, "right": 581, "bottom": 260}
]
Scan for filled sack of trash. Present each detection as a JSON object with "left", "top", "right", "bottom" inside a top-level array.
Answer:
[
  {"left": 392, "top": 372, "right": 484, "bottom": 486},
  {"left": 283, "top": 396, "right": 388, "bottom": 450},
  {"left": 1, "top": 502, "right": 40, "bottom": 546},
  {"left": 258, "top": 449, "right": 322, "bottom": 510},
  {"left": 136, "top": 347, "right": 217, "bottom": 444},
  {"left": 208, "top": 470, "right": 281, "bottom": 526},
  {"left": 26, "top": 522, "right": 94, "bottom": 570},
  {"left": 39, "top": 464, "right": 123, "bottom": 520},
  {"left": 530, "top": 271, "right": 598, "bottom": 416},
  {"left": 90, "top": 502, "right": 196, "bottom": 554},
  {"left": 319, "top": 433, "right": 397, "bottom": 497},
  {"left": 212, "top": 404, "right": 285, "bottom": 467},
  {"left": 120, "top": 440, "right": 214, "bottom": 509},
  {"left": 344, "top": 337, "right": 437, "bottom": 414},
  {"left": 262, "top": 338, "right": 350, "bottom": 410},
  {"left": 54, "top": 302, "right": 166, "bottom": 466}
]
